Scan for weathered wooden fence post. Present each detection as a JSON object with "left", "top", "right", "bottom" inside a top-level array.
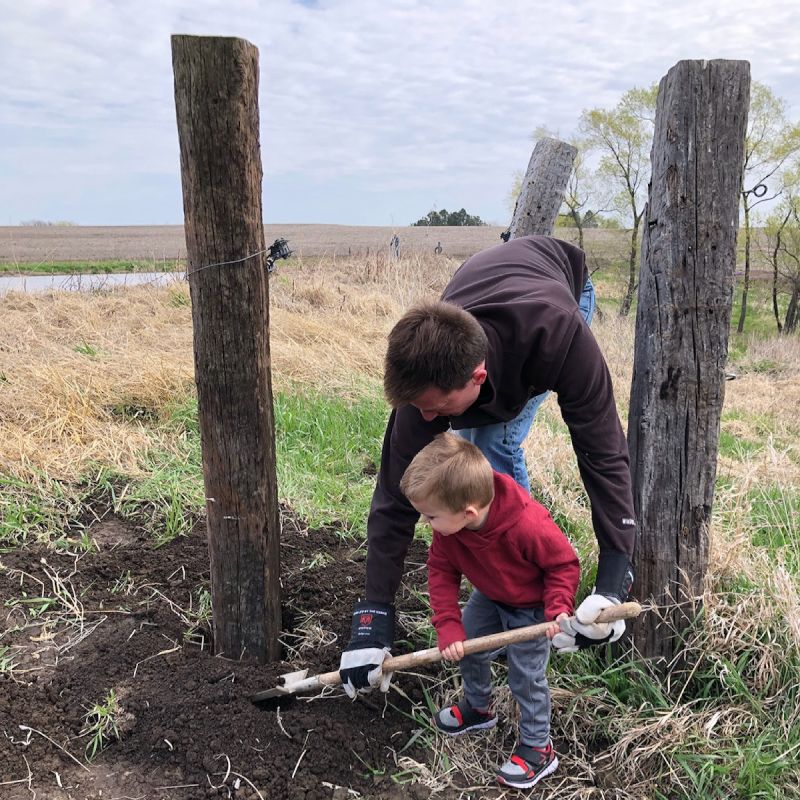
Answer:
[
  {"left": 172, "top": 35, "right": 281, "bottom": 663},
  {"left": 628, "top": 60, "right": 750, "bottom": 664},
  {"left": 508, "top": 137, "right": 578, "bottom": 237}
]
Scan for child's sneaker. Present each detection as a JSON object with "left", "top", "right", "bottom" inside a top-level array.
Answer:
[
  {"left": 433, "top": 699, "right": 497, "bottom": 736},
  {"left": 496, "top": 741, "right": 558, "bottom": 788}
]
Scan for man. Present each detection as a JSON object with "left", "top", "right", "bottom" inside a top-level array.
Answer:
[{"left": 339, "top": 235, "right": 636, "bottom": 697}]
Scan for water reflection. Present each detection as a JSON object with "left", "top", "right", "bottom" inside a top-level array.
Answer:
[{"left": 0, "top": 271, "right": 185, "bottom": 295}]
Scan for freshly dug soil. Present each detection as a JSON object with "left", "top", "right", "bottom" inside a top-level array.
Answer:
[{"left": 0, "top": 508, "right": 446, "bottom": 800}]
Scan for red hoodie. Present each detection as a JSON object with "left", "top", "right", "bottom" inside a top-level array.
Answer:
[{"left": 427, "top": 471, "right": 580, "bottom": 650}]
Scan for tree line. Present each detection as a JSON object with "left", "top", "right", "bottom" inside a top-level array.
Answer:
[{"left": 412, "top": 208, "right": 487, "bottom": 227}]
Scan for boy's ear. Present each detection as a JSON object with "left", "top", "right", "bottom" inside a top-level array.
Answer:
[{"left": 464, "top": 504, "right": 479, "bottom": 519}]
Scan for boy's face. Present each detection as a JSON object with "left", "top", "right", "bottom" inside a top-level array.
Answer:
[{"left": 411, "top": 498, "right": 471, "bottom": 536}]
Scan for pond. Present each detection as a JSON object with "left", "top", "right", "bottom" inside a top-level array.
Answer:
[{"left": 0, "top": 271, "right": 185, "bottom": 295}]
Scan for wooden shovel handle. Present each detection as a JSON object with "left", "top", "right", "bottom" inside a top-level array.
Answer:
[
  {"left": 383, "top": 600, "right": 641, "bottom": 672},
  {"left": 310, "top": 600, "right": 642, "bottom": 690}
]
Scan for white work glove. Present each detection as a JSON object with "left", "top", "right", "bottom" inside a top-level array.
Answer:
[
  {"left": 340, "top": 647, "right": 393, "bottom": 699},
  {"left": 551, "top": 594, "right": 625, "bottom": 653}
]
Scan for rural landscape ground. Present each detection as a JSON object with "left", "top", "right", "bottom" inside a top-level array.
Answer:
[{"left": 1, "top": 226, "right": 799, "bottom": 799}]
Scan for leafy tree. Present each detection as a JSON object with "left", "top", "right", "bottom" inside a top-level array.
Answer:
[
  {"left": 411, "top": 208, "right": 486, "bottom": 226},
  {"left": 736, "top": 82, "right": 800, "bottom": 333},
  {"left": 580, "top": 84, "right": 658, "bottom": 316}
]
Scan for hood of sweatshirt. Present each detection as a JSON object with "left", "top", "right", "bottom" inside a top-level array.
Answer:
[{"left": 446, "top": 471, "right": 528, "bottom": 547}]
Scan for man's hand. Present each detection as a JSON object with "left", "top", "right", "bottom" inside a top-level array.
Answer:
[
  {"left": 552, "top": 553, "right": 634, "bottom": 653},
  {"left": 551, "top": 594, "right": 625, "bottom": 653},
  {"left": 339, "top": 601, "right": 395, "bottom": 699}
]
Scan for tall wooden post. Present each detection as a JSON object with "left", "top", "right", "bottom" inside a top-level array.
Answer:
[
  {"left": 172, "top": 35, "right": 281, "bottom": 662},
  {"left": 628, "top": 60, "right": 750, "bottom": 663},
  {"left": 508, "top": 137, "right": 577, "bottom": 237}
]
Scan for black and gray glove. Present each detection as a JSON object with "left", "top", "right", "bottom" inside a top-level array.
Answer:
[
  {"left": 339, "top": 601, "right": 395, "bottom": 698},
  {"left": 552, "top": 552, "right": 634, "bottom": 653}
]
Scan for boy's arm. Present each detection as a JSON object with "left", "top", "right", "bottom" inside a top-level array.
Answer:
[
  {"left": 427, "top": 537, "right": 467, "bottom": 651},
  {"left": 518, "top": 503, "right": 580, "bottom": 621}
]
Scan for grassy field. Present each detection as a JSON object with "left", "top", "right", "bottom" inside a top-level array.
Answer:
[
  {"left": 1, "top": 246, "right": 799, "bottom": 797},
  {"left": 0, "top": 223, "right": 510, "bottom": 265}
]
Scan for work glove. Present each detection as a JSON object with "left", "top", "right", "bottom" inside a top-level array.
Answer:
[
  {"left": 551, "top": 552, "right": 634, "bottom": 653},
  {"left": 339, "top": 600, "right": 395, "bottom": 699}
]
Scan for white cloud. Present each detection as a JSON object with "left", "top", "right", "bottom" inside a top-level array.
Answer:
[{"left": 1, "top": 0, "right": 798, "bottom": 224}]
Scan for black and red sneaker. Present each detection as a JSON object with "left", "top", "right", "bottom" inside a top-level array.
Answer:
[
  {"left": 496, "top": 741, "right": 558, "bottom": 788},
  {"left": 433, "top": 698, "right": 497, "bottom": 736}
]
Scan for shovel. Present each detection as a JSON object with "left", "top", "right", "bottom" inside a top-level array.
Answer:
[{"left": 252, "top": 601, "right": 641, "bottom": 701}]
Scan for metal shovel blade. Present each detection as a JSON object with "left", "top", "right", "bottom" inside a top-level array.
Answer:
[{"left": 252, "top": 669, "right": 312, "bottom": 700}]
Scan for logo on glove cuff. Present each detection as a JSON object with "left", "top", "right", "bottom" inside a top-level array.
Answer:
[{"left": 359, "top": 613, "right": 374, "bottom": 625}]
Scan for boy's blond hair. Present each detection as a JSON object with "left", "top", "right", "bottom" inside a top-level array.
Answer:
[{"left": 399, "top": 433, "right": 494, "bottom": 512}]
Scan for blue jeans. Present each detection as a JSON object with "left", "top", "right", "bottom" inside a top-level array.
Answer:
[
  {"left": 460, "top": 589, "right": 551, "bottom": 746},
  {"left": 456, "top": 278, "right": 595, "bottom": 492}
]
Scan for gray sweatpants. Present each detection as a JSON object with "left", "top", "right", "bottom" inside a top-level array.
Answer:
[{"left": 459, "top": 588, "right": 551, "bottom": 747}]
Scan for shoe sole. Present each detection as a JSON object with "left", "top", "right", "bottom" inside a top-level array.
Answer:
[
  {"left": 432, "top": 715, "right": 498, "bottom": 737},
  {"left": 496, "top": 755, "right": 559, "bottom": 789}
]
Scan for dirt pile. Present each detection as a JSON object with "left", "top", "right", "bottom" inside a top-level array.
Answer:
[{"left": 0, "top": 510, "right": 441, "bottom": 800}]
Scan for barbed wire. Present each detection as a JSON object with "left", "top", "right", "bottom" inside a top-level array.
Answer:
[{"left": 186, "top": 248, "right": 271, "bottom": 278}]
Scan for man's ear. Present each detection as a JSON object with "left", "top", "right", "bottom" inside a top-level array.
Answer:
[{"left": 472, "top": 362, "right": 488, "bottom": 385}]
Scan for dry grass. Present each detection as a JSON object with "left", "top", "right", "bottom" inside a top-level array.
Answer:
[{"left": 0, "top": 253, "right": 459, "bottom": 481}]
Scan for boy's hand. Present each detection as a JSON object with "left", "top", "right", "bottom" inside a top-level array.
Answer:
[
  {"left": 546, "top": 613, "right": 568, "bottom": 640},
  {"left": 441, "top": 641, "right": 465, "bottom": 661}
]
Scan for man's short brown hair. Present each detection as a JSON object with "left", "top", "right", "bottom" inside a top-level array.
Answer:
[
  {"left": 384, "top": 301, "right": 488, "bottom": 407},
  {"left": 399, "top": 433, "right": 494, "bottom": 512}
]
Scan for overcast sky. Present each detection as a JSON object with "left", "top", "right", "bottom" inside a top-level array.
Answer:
[{"left": 2, "top": 0, "right": 798, "bottom": 227}]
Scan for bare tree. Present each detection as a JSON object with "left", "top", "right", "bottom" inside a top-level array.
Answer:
[
  {"left": 561, "top": 146, "right": 616, "bottom": 251},
  {"left": 737, "top": 82, "right": 800, "bottom": 333},
  {"left": 763, "top": 166, "right": 800, "bottom": 334}
]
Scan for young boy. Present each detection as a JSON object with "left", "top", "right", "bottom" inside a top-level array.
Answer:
[{"left": 399, "top": 432, "right": 580, "bottom": 789}]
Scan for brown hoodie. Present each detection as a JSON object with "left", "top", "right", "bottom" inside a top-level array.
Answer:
[{"left": 365, "top": 236, "right": 636, "bottom": 604}]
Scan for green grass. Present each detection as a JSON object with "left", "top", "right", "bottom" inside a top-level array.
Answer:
[
  {"left": 121, "top": 385, "right": 389, "bottom": 543},
  {"left": 749, "top": 484, "right": 800, "bottom": 572},
  {"left": 274, "top": 386, "right": 387, "bottom": 536},
  {"left": 0, "top": 473, "right": 87, "bottom": 548},
  {"left": 0, "top": 386, "right": 389, "bottom": 548},
  {"left": 549, "top": 619, "right": 800, "bottom": 799},
  {"left": 81, "top": 688, "right": 123, "bottom": 760},
  {"left": 0, "top": 260, "right": 184, "bottom": 275},
  {"left": 718, "top": 428, "right": 762, "bottom": 460}
]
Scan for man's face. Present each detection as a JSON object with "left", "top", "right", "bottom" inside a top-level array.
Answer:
[{"left": 410, "top": 363, "right": 487, "bottom": 422}]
